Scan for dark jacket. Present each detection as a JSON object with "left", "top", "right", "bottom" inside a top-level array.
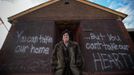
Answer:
[{"left": 52, "top": 41, "right": 83, "bottom": 75}]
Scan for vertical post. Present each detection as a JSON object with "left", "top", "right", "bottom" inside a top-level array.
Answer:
[{"left": 0, "top": 18, "right": 9, "bottom": 31}]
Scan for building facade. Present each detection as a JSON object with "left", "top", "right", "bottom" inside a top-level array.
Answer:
[{"left": 0, "top": 0, "right": 134, "bottom": 75}]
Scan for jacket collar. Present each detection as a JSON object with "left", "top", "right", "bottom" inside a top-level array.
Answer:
[{"left": 60, "top": 41, "right": 72, "bottom": 47}]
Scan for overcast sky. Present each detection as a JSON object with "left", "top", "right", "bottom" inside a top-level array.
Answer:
[{"left": 0, "top": 0, "right": 134, "bottom": 49}]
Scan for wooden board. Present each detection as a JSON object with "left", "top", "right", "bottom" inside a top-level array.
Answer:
[
  {"left": 0, "top": 21, "right": 55, "bottom": 74},
  {"left": 79, "top": 19, "right": 134, "bottom": 73}
]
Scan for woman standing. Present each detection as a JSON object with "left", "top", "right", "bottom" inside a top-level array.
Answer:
[{"left": 52, "top": 29, "right": 83, "bottom": 75}]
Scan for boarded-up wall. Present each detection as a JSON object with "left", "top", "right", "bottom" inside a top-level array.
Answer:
[
  {"left": 0, "top": 19, "right": 134, "bottom": 75},
  {"left": 79, "top": 19, "right": 134, "bottom": 74},
  {"left": 0, "top": 20, "right": 55, "bottom": 74}
]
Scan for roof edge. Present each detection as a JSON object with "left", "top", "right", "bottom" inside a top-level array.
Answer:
[
  {"left": 8, "top": 0, "right": 128, "bottom": 23},
  {"left": 8, "top": 0, "right": 60, "bottom": 23},
  {"left": 77, "top": 0, "right": 127, "bottom": 20}
]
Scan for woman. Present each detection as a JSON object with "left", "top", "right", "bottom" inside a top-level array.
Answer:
[{"left": 52, "top": 29, "right": 83, "bottom": 75}]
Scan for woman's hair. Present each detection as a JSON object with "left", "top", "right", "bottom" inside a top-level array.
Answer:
[
  {"left": 62, "top": 29, "right": 70, "bottom": 36},
  {"left": 61, "top": 29, "right": 73, "bottom": 40}
]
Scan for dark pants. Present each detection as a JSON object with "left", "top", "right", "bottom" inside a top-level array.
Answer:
[{"left": 63, "top": 66, "right": 73, "bottom": 75}]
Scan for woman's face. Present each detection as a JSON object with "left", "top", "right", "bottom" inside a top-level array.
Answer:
[{"left": 62, "top": 33, "right": 69, "bottom": 43}]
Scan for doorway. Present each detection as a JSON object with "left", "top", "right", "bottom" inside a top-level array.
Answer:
[{"left": 54, "top": 20, "right": 80, "bottom": 44}]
